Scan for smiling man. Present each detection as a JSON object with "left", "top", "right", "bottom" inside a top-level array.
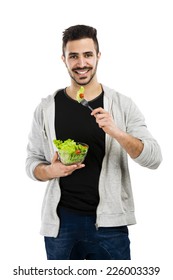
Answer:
[
  {"left": 26, "top": 25, "right": 162, "bottom": 260},
  {"left": 62, "top": 38, "right": 100, "bottom": 86}
]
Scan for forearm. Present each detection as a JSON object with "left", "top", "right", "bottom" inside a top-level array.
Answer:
[
  {"left": 34, "top": 163, "right": 53, "bottom": 181},
  {"left": 91, "top": 107, "right": 144, "bottom": 159},
  {"left": 112, "top": 129, "right": 144, "bottom": 159},
  {"left": 33, "top": 153, "right": 86, "bottom": 181}
]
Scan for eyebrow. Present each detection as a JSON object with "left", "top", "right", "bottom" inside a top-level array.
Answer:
[
  {"left": 68, "top": 52, "right": 78, "bottom": 56},
  {"left": 68, "top": 51, "right": 94, "bottom": 56}
]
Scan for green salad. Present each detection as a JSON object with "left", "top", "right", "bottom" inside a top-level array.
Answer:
[{"left": 53, "top": 139, "right": 88, "bottom": 165}]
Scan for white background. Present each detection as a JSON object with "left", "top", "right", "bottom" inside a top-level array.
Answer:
[{"left": 0, "top": 0, "right": 172, "bottom": 278}]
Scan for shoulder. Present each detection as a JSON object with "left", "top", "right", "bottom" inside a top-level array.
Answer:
[
  {"left": 102, "top": 84, "right": 133, "bottom": 110},
  {"left": 41, "top": 89, "right": 63, "bottom": 108},
  {"left": 33, "top": 88, "right": 63, "bottom": 124}
]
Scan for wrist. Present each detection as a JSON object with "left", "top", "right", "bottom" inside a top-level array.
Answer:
[
  {"left": 34, "top": 163, "right": 54, "bottom": 181},
  {"left": 44, "top": 164, "right": 55, "bottom": 180},
  {"left": 111, "top": 127, "right": 124, "bottom": 140}
]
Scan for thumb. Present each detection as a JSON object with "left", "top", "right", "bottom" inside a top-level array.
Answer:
[{"left": 51, "top": 151, "right": 59, "bottom": 163}]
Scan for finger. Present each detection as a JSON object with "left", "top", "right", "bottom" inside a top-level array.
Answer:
[
  {"left": 51, "top": 152, "right": 59, "bottom": 163},
  {"left": 66, "top": 163, "right": 85, "bottom": 172},
  {"left": 64, "top": 171, "right": 70, "bottom": 176},
  {"left": 76, "top": 163, "right": 85, "bottom": 169},
  {"left": 95, "top": 113, "right": 108, "bottom": 121},
  {"left": 66, "top": 164, "right": 78, "bottom": 171},
  {"left": 63, "top": 163, "right": 85, "bottom": 177},
  {"left": 63, "top": 168, "right": 75, "bottom": 176},
  {"left": 91, "top": 107, "right": 105, "bottom": 116}
]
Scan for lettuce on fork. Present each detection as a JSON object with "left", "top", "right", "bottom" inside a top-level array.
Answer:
[{"left": 53, "top": 139, "right": 88, "bottom": 165}]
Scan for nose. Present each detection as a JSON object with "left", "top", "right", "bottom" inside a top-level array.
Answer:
[{"left": 77, "top": 56, "right": 86, "bottom": 68}]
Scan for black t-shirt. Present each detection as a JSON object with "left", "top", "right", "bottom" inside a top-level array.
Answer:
[{"left": 54, "top": 89, "right": 105, "bottom": 214}]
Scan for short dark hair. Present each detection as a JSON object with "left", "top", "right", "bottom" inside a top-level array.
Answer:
[{"left": 62, "top": 24, "right": 99, "bottom": 56}]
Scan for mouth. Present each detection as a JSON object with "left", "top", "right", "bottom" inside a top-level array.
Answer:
[{"left": 73, "top": 68, "right": 92, "bottom": 76}]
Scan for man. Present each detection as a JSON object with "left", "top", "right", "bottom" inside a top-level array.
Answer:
[{"left": 26, "top": 25, "right": 162, "bottom": 260}]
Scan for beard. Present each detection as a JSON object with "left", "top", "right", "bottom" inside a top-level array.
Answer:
[{"left": 67, "top": 61, "right": 99, "bottom": 86}]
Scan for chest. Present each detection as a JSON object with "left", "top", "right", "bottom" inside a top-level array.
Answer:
[{"left": 54, "top": 90, "right": 105, "bottom": 147}]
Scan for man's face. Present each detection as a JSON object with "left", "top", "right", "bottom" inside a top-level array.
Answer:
[{"left": 62, "top": 38, "right": 101, "bottom": 86}]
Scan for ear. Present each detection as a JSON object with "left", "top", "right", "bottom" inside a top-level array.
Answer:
[
  {"left": 61, "top": 55, "right": 65, "bottom": 62},
  {"left": 97, "top": 52, "right": 101, "bottom": 60}
]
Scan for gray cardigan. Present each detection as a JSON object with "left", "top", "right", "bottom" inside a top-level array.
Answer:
[{"left": 26, "top": 85, "right": 162, "bottom": 237}]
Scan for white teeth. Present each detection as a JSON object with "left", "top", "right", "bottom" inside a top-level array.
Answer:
[{"left": 76, "top": 70, "right": 88, "bottom": 74}]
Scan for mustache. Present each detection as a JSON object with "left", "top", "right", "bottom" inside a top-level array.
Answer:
[{"left": 72, "top": 67, "right": 92, "bottom": 71}]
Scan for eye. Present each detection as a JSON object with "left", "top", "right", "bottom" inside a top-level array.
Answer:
[
  {"left": 84, "top": 52, "right": 93, "bottom": 58},
  {"left": 69, "top": 54, "right": 78, "bottom": 59}
]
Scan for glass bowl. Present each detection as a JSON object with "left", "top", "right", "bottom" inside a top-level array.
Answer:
[{"left": 57, "top": 142, "right": 89, "bottom": 166}]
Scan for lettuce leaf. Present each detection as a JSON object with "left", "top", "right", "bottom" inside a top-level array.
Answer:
[{"left": 53, "top": 138, "right": 88, "bottom": 165}]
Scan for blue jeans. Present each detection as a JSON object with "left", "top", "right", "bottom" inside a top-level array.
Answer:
[{"left": 44, "top": 207, "right": 131, "bottom": 260}]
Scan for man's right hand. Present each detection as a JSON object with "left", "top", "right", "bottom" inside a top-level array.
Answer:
[{"left": 34, "top": 152, "right": 85, "bottom": 181}]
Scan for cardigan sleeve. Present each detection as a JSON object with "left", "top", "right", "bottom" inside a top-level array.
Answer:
[
  {"left": 25, "top": 104, "right": 50, "bottom": 181},
  {"left": 125, "top": 99, "right": 162, "bottom": 169}
]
